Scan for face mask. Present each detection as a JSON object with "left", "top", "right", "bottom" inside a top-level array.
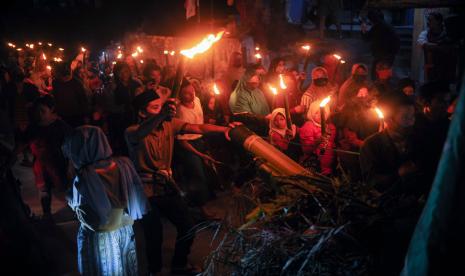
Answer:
[
  {"left": 353, "top": 75, "right": 367, "bottom": 83},
  {"left": 314, "top": 78, "right": 328, "bottom": 87}
]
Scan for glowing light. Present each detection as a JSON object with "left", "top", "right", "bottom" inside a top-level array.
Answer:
[
  {"left": 302, "top": 45, "right": 311, "bottom": 51},
  {"left": 47, "top": 43, "right": 53, "bottom": 47},
  {"left": 46, "top": 65, "right": 52, "bottom": 71},
  {"left": 17, "top": 48, "right": 23, "bottom": 51},
  {"left": 58, "top": 48, "right": 64, "bottom": 51},
  {"left": 255, "top": 46, "right": 260, "bottom": 51},
  {"left": 137, "top": 46, "right": 143, "bottom": 53},
  {"left": 319, "top": 96, "right": 331, "bottom": 108},
  {"left": 29, "top": 44, "right": 34, "bottom": 49},
  {"left": 340, "top": 60, "right": 346, "bottom": 64},
  {"left": 213, "top": 83, "right": 220, "bottom": 95},
  {"left": 26, "top": 44, "right": 30, "bottom": 48},
  {"left": 131, "top": 52, "right": 138, "bottom": 57},
  {"left": 42, "top": 53, "right": 47, "bottom": 60},
  {"left": 117, "top": 46, "right": 121, "bottom": 49},
  {"left": 53, "top": 57, "right": 63, "bottom": 62},
  {"left": 38, "top": 42, "right": 42, "bottom": 45},
  {"left": 163, "top": 50, "right": 169, "bottom": 55},
  {"left": 112, "top": 61, "right": 117, "bottom": 65},
  {"left": 374, "top": 107, "right": 384, "bottom": 119},
  {"left": 170, "top": 51, "right": 175, "bottom": 56},
  {"left": 117, "top": 52, "right": 123, "bottom": 59},
  {"left": 180, "top": 30, "right": 225, "bottom": 59},
  {"left": 279, "top": 74, "right": 287, "bottom": 90},
  {"left": 268, "top": 85, "right": 278, "bottom": 95},
  {"left": 333, "top": 54, "right": 342, "bottom": 60},
  {"left": 254, "top": 53, "right": 262, "bottom": 59},
  {"left": 140, "top": 60, "right": 144, "bottom": 64},
  {"left": 7, "top": 43, "right": 15, "bottom": 48},
  {"left": 81, "top": 47, "right": 87, "bottom": 52}
]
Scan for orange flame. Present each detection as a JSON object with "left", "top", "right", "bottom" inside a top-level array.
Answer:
[
  {"left": 333, "top": 54, "right": 341, "bottom": 60},
  {"left": 213, "top": 83, "right": 220, "bottom": 95},
  {"left": 81, "top": 47, "right": 86, "bottom": 52},
  {"left": 268, "top": 85, "right": 278, "bottom": 95},
  {"left": 42, "top": 53, "right": 46, "bottom": 60},
  {"left": 279, "top": 74, "right": 287, "bottom": 90},
  {"left": 38, "top": 42, "right": 43, "bottom": 46},
  {"left": 117, "top": 52, "right": 123, "bottom": 59},
  {"left": 29, "top": 44, "right": 34, "bottom": 49},
  {"left": 47, "top": 43, "right": 53, "bottom": 47},
  {"left": 46, "top": 65, "right": 52, "bottom": 71},
  {"left": 302, "top": 45, "right": 311, "bottom": 51},
  {"left": 7, "top": 42, "right": 15, "bottom": 48},
  {"left": 163, "top": 50, "right": 169, "bottom": 55},
  {"left": 53, "top": 57, "right": 63, "bottom": 62},
  {"left": 137, "top": 46, "right": 143, "bottom": 53},
  {"left": 58, "top": 47, "right": 64, "bottom": 51},
  {"left": 180, "top": 30, "right": 225, "bottom": 59},
  {"left": 140, "top": 60, "right": 144, "bottom": 64},
  {"left": 254, "top": 53, "right": 262, "bottom": 59},
  {"left": 255, "top": 46, "right": 260, "bottom": 51},
  {"left": 340, "top": 59, "right": 346, "bottom": 64},
  {"left": 170, "top": 51, "right": 175, "bottom": 56},
  {"left": 319, "top": 96, "right": 331, "bottom": 108},
  {"left": 17, "top": 48, "right": 23, "bottom": 51},
  {"left": 131, "top": 52, "right": 138, "bottom": 57},
  {"left": 374, "top": 107, "right": 384, "bottom": 119}
]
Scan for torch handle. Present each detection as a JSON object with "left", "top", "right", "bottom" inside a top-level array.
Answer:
[
  {"left": 320, "top": 107, "right": 326, "bottom": 136},
  {"left": 172, "top": 58, "right": 185, "bottom": 99},
  {"left": 284, "top": 90, "right": 292, "bottom": 130}
]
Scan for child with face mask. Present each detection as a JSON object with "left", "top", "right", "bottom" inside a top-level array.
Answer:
[
  {"left": 268, "top": 108, "right": 296, "bottom": 152},
  {"left": 299, "top": 67, "right": 337, "bottom": 116},
  {"left": 299, "top": 101, "right": 336, "bottom": 176}
]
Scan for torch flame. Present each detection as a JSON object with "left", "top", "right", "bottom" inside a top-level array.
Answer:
[
  {"left": 180, "top": 30, "right": 224, "bottom": 59},
  {"left": 38, "top": 42, "right": 42, "bottom": 45},
  {"left": 131, "top": 52, "right": 138, "bottom": 57},
  {"left": 319, "top": 96, "right": 331, "bottom": 108},
  {"left": 7, "top": 42, "right": 15, "bottom": 48},
  {"left": 333, "top": 54, "right": 341, "bottom": 60},
  {"left": 268, "top": 85, "right": 278, "bottom": 95},
  {"left": 279, "top": 74, "right": 287, "bottom": 90},
  {"left": 170, "top": 51, "right": 175, "bottom": 56},
  {"left": 163, "top": 50, "right": 169, "bottom": 55},
  {"left": 58, "top": 48, "right": 64, "bottom": 51},
  {"left": 42, "top": 53, "right": 47, "bottom": 60},
  {"left": 29, "top": 44, "right": 34, "bottom": 49},
  {"left": 374, "top": 107, "right": 384, "bottom": 119},
  {"left": 117, "top": 52, "right": 123, "bottom": 59},
  {"left": 26, "top": 44, "right": 30, "bottom": 48},
  {"left": 302, "top": 45, "right": 311, "bottom": 51},
  {"left": 17, "top": 48, "right": 23, "bottom": 51},
  {"left": 140, "top": 60, "right": 144, "bottom": 64},
  {"left": 48, "top": 43, "right": 52, "bottom": 47},
  {"left": 53, "top": 57, "right": 63, "bottom": 62},
  {"left": 340, "top": 60, "right": 346, "bottom": 64},
  {"left": 254, "top": 53, "right": 262, "bottom": 59},
  {"left": 213, "top": 83, "right": 220, "bottom": 95},
  {"left": 137, "top": 46, "right": 143, "bottom": 53},
  {"left": 46, "top": 65, "right": 52, "bottom": 71},
  {"left": 255, "top": 46, "right": 260, "bottom": 51}
]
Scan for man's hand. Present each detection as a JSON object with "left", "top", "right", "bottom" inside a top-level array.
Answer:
[
  {"left": 160, "top": 98, "right": 177, "bottom": 120},
  {"left": 224, "top": 122, "right": 242, "bottom": 141}
]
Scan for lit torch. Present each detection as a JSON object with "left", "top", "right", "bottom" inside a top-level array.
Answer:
[
  {"left": 7, "top": 42, "right": 16, "bottom": 48},
  {"left": 42, "top": 53, "right": 47, "bottom": 60},
  {"left": 81, "top": 47, "right": 87, "bottom": 68},
  {"left": 374, "top": 107, "right": 385, "bottom": 132},
  {"left": 254, "top": 53, "right": 262, "bottom": 64},
  {"left": 279, "top": 74, "right": 292, "bottom": 129},
  {"left": 319, "top": 96, "right": 331, "bottom": 135},
  {"left": 173, "top": 30, "right": 225, "bottom": 98},
  {"left": 269, "top": 84, "right": 278, "bottom": 109},
  {"left": 302, "top": 44, "right": 311, "bottom": 71},
  {"left": 213, "top": 83, "right": 221, "bottom": 95},
  {"left": 136, "top": 46, "right": 143, "bottom": 53}
]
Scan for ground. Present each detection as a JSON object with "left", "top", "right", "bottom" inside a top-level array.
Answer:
[{"left": 12, "top": 154, "right": 230, "bottom": 276}]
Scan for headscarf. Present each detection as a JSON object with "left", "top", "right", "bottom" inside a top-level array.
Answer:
[
  {"left": 63, "top": 126, "right": 148, "bottom": 226},
  {"left": 229, "top": 67, "right": 270, "bottom": 115},
  {"left": 303, "top": 67, "right": 337, "bottom": 103},
  {"left": 269, "top": 108, "right": 288, "bottom": 138},
  {"left": 338, "top": 63, "right": 370, "bottom": 108}
]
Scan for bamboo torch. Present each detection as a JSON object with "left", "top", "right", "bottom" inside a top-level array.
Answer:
[
  {"left": 319, "top": 96, "right": 331, "bottom": 135},
  {"left": 279, "top": 74, "right": 292, "bottom": 130},
  {"left": 302, "top": 44, "right": 311, "bottom": 71},
  {"left": 374, "top": 107, "right": 385, "bottom": 132},
  {"left": 172, "top": 30, "right": 225, "bottom": 98},
  {"left": 268, "top": 84, "right": 278, "bottom": 110}
]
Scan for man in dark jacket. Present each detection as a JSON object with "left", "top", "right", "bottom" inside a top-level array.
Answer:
[{"left": 362, "top": 9, "right": 400, "bottom": 80}]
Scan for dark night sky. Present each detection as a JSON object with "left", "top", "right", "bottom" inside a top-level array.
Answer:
[{"left": 0, "top": 0, "right": 236, "bottom": 49}]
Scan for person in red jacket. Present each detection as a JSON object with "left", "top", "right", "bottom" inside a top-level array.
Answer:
[
  {"left": 299, "top": 101, "right": 336, "bottom": 175},
  {"left": 268, "top": 108, "right": 296, "bottom": 152}
]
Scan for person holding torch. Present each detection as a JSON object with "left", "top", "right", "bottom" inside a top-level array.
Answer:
[{"left": 125, "top": 90, "right": 240, "bottom": 275}]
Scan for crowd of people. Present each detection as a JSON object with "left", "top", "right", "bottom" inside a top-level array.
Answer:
[{"left": 0, "top": 11, "right": 460, "bottom": 275}]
